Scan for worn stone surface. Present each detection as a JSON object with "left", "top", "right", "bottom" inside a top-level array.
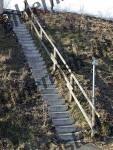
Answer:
[
  {"left": 11, "top": 14, "right": 102, "bottom": 150},
  {"left": 13, "top": 15, "right": 82, "bottom": 144},
  {"left": 53, "top": 118, "right": 74, "bottom": 126},
  {"left": 49, "top": 105, "right": 68, "bottom": 112}
]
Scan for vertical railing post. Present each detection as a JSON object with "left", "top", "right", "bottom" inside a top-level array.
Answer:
[
  {"left": 40, "top": 28, "right": 43, "bottom": 40},
  {"left": 69, "top": 74, "right": 73, "bottom": 102},
  {"left": 30, "top": 21, "right": 33, "bottom": 31},
  {"left": 91, "top": 57, "right": 98, "bottom": 137},
  {"left": 53, "top": 47, "right": 57, "bottom": 72}
]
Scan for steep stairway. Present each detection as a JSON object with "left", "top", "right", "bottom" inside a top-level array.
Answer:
[{"left": 12, "top": 14, "right": 83, "bottom": 147}]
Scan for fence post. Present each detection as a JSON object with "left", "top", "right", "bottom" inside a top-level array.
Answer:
[
  {"left": 69, "top": 74, "right": 73, "bottom": 102},
  {"left": 53, "top": 47, "right": 57, "bottom": 72},
  {"left": 30, "top": 21, "right": 33, "bottom": 32},
  {"left": 40, "top": 28, "right": 43, "bottom": 40},
  {"left": 91, "top": 57, "right": 98, "bottom": 137}
]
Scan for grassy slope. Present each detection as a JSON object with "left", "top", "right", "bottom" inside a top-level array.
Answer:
[
  {"left": 0, "top": 24, "right": 62, "bottom": 149},
  {"left": 37, "top": 11, "right": 113, "bottom": 138}
]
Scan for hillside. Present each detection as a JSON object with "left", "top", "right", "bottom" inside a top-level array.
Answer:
[
  {"left": 0, "top": 23, "right": 64, "bottom": 149},
  {"left": 0, "top": 9, "right": 113, "bottom": 149},
  {"left": 35, "top": 11, "right": 113, "bottom": 147}
]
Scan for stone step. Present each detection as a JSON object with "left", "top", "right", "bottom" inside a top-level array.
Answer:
[
  {"left": 49, "top": 105, "right": 68, "bottom": 112},
  {"left": 13, "top": 22, "right": 23, "bottom": 26},
  {"left": 24, "top": 50, "right": 37, "bottom": 55},
  {"left": 26, "top": 56, "right": 40, "bottom": 60},
  {"left": 32, "top": 70, "right": 48, "bottom": 77},
  {"left": 14, "top": 26, "right": 27, "bottom": 29},
  {"left": 35, "top": 75, "right": 51, "bottom": 81},
  {"left": 39, "top": 85, "right": 56, "bottom": 90},
  {"left": 16, "top": 31, "right": 29, "bottom": 34},
  {"left": 22, "top": 43, "right": 35, "bottom": 47},
  {"left": 42, "top": 92, "right": 59, "bottom": 95},
  {"left": 23, "top": 49, "right": 39, "bottom": 53},
  {"left": 45, "top": 99, "right": 65, "bottom": 106},
  {"left": 31, "top": 71, "right": 48, "bottom": 78},
  {"left": 27, "top": 57, "right": 44, "bottom": 63},
  {"left": 30, "top": 67, "right": 47, "bottom": 73},
  {"left": 56, "top": 125, "right": 78, "bottom": 134},
  {"left": 28, "top": 61, "right": 45, "bottom": 69},
  {"left": 19, "top": 40, "right": 34, "bottom": 43},
  {"left": 28, "top": 61, "right": 45, "bottom": 67},
  {"left": 13, "top": 26, "right": 27, "bottom": 31},
  {"left": 23, "top": 49, "right": 38, "bottom": 53},
  {"left": 27, "top": 56, "right": 44, "bottom": 62},
  {"left": 41, "top": 88, "right": 58, "bottom": 94},
  {"left": 33, "top": 74, "right": 49, "bottom": 80},
  {"left": 33, "top": 72, "right": 48, "bottom": 78},
  {"left": 30, "top": 65, "right": 46, "bottom": 70},
  {"left": 23, "top": 45, "right": 37, "bottom": 49},
  {"left": 37, "top": 82, "right": 54, "bottom": 88},
  {"left": 17, "top": 33, "right": 31, "bottom": 37},
  {"left": 22, "top": 48, "right": 37, "bottom": 52},
  {"left": 15, "top": 24, "right": 26, "bottom": 27},
  {"left": 15, "top": 31, "right": 29, "bottom": 34},
  {"left": 49, "top": 111, "right": 70, "bottom": 119},
  {"left": 28, "top": 64, "right": 46, "bottom": 70},
  {"left": 43, "top": 94, "right": 62, "bottom": 100},
  {"left": 25, "top": 53, "right": 41, "bottom": 58},
  {"left": 15, "top": 31, "right": 27, "bottom": 34},
  {"left": 18, "top": 37, "right": 33, "bottom": 41},
  {"left": 53, "top": 118, "right": 74, "bottom": 126},
  {"left": 20, "top": 39, "right": 33, "bottom": 42},
  {"left": 21, "top": 42, "right": 35, "bottom": 46},
  {"left": 19, "top": 38, "right": 33, "bottom": 41},
  {"left": 31, "top": 67, "right": 47, "bottom": 73},
  {"left": 32, "top": 73, "right": 48, "bottom": 81},
  {"left": 14, "top": 28, "right": 27, "bottom": 31},
  {"left": 24, "top": 52, "right": 42, "bottom": 61},
  {"left": 15, "top": 25, "right": 26, "bottom": 27},
  {"left": 58, "top": 132, "right": 82, "bottom": 142},
  {"left": 15, "top": 29, "right": 27, "bottom": 31},
  {"left": 18, "top": 35, "right": 32, "bottom": 39}
]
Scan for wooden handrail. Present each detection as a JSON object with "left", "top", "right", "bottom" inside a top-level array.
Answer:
[{"left": 24, "top": 1, "right": 100, "bottom": 129}]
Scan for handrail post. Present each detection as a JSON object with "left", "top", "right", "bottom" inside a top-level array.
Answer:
[
  {"left": 91, "top": 57, "right": 98, "bottom": 137},
  {"left": 69, "top": 74, "right": 73, "bottom": 102},
  {"left": 40, "top": 28, "right": 43, "bottom": 40},
  {"left": 30, "top": 20, "right": 33, "bottom": 31},
  {"left": 53, "top": 47, "right": 57, "bottom": 72}
]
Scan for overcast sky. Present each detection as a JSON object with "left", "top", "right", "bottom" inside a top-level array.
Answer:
[{"left": 4, "top": 0, "right": 113, "bottom": 19}]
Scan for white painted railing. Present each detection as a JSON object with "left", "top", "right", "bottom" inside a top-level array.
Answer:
[{"left": 24, "top": 0, "right": 100, "bottom": 135}]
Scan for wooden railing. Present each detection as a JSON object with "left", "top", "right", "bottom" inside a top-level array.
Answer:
[{"left": 24, "top": 1, "right": 100, "bottom": 135}]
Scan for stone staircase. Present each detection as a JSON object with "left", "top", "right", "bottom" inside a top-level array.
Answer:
[
  {"left": 9, "top": 12, "right": 101, "bottom": 149},
  {"left": 12, "top": 14, "right": 84, "bottom": 147}
]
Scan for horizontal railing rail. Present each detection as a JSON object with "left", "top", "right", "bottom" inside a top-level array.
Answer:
[{"left": 24, "top": 0, "right": 100, "bottom": 132}]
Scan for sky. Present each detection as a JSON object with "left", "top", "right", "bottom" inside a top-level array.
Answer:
[{"left": 3, "top": 0, "right": 113, "bottom": 19}]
